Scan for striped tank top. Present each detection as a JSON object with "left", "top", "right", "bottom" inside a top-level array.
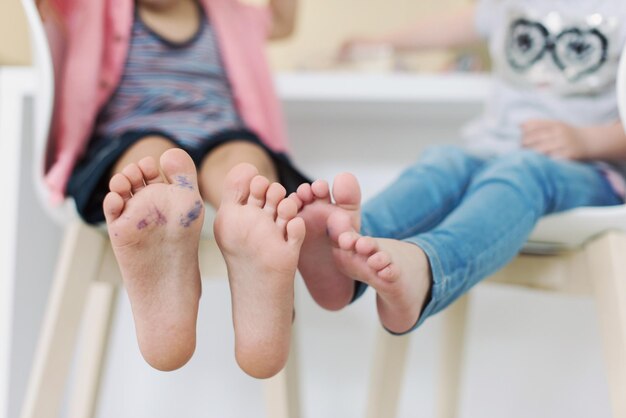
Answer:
[{"left": 94, "top": 7, "right": 244, "bottom": 148}]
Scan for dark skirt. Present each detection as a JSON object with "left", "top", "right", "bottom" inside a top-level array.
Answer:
[{"left": 67, "top": 129, "right": 311, "bottom": 224}]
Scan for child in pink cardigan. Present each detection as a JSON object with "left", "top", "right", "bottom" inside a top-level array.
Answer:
[{"left": 41, "top": 0, "right": 307, "bottom": 378}]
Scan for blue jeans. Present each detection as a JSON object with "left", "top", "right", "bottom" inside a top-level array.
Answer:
[{"left": 356, "top": 145, "right": 622, "bottom": 332}]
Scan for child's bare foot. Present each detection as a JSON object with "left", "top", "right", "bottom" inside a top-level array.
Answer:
[
  {"left": 295, "top": 174, "right": 361, "bottom": 310},
  {"left": 103, "top": 148, "right": 204, "bottom": 371},
  {"left": 214, "top": 163, "right": 305, "bottom": 379},
  {"left": 328, "top": 212, "right": 431, "bottom": 334}
]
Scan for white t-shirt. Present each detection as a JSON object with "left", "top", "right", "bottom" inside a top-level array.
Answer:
[{"left": 463, "top": 0, "right": 626, "bottom": 158}]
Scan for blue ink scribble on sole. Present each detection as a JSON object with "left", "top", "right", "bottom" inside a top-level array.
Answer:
[
  {"left": 175, "top": 175, "right": 194, "bottom": 190},
  {"left": 180, "top": 200, "right": 203, "bottom": 227},
  {"left": 136, "top": 207, "right": 168, "bottom": 230},
  {"left": 154, "top": 208, "right": 167, "bottom": 226}
]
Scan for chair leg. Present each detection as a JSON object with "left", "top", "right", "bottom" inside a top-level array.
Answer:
[
  {"left": 67, "top": 281, "right": 119, "bottom": 418},
  {"left": 436, "top": 295, "right": 470, "bottom": 418},
  {"left": 366, "top": 326, "right": 411, "bottom": 418},
  {"left": 263, "top": 323, "right": 301, "bottom": 418},
  {"left": 20, "top": 222, "right": 106, "bottom": 418},
  {"left": 586, "top": 232, "right": 626, "bottom": 417}
]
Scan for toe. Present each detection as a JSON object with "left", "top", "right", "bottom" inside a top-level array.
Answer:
[
  {"left": 332, "top": 173, "right": 361, "bottom": 211},
  {"left": 263, "top": 183, "right": 287, "bottom": 216},
  {"left": 310, "top": 180, "right": 331, "bottom": 202},
  {"left": 248, "top": 175, "right": 270, "bottom": 207},
  {"left": 377, "top": 264, "right": 398, "bottom": 282},
  {"left": 368, "top": 251, "right": 392, "bottom": 272},
  {"left": 286, "top": 217, "right": 306, "bottom": 249},
  {"left": 109, "top": 173, "right": 133, "bottom": 201},
  {"left": 122, "top": 163, "right": 146, "bottom": 194},
  {"left": 338, "top": 231, "right": 359, "bottom": 250},
  {"left": 355, "top": 236, "right": 378, "bottom": 257},
  {"left": 138, "top": 157, "right": 163, "bottom": 185},
  {"left": 160, "top": 148, "right": 197, "bottom": 175},
  {"left": 221, "top": 163, "right": 259, "bottom": 205},
  {"left": 296, "top": 183, "right": 314, "bottom": 204},
  {"left": 288, "top": 192, "right": 304, "bottom": 211},
  {"left": 276, "top": 197, "right": 298, "bottom": 231},
  {"left": 159, "top": 149, "right": 198, "bottom": 188},
  {"left": 103, "top": 191, "right": 125, "bottom": 223},
  {"left": 327, "top": 211, "right": 355, "bottom": 242}
]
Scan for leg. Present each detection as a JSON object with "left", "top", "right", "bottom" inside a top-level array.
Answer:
[
  {"left": 21, "top": 223, "right": 105, "bottom": 418},
  {"left": 67, "top": 280, "right": 119, "bottom": 418},
  {"left": 263, "top": 322, "right": 301, "bottom": 418},
  {"left": 111, "top": 135, "right": 176, "bottom": 175},
  {"left": 361, "top": 145, "right": 484, "bottom": 238},
  {"left": 331, "top": 151, "right": 622, "bottom": 332},
  {"left": 296, "top": 145, "right": 482, "bottom": 311},
  {"left": 586, "top": 232, "right": 626, "bottom": 417},
  {"left": 367, "top": 292, "right": 470, "bottom": 418},
  {"left": 408, "top": 151, "right": 623, "bottom": 324},
  {"left": 104, "top": 148, "right": 204, "bottom": 371},
  {"left": 436, "top": 294, "right": 470, "bottom": 418},
  {"left": 366, "top": 327, "right": 410, "bottom": 418},
  {"left": 198, "top": 140, "right": 278, "bottom": 207}
]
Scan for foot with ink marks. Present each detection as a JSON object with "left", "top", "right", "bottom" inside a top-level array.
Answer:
[
  {"left": 214, "top": 163, "right": 305, "bottom": 379},
  {"left": 103, "top": 148, "right": 204, "bottom": 371},
  {"left": 329, "top": 210, "right": 431, "bottom": 334},
  {"left": 294, "top": 173, "right": 361, "bottom": 311}
]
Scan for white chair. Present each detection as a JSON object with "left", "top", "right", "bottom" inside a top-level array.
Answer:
[
  {"left": 366, "top": 54, "right": 626, "bottom": 418},
  {"left": 18, "top": 1, "right": 300, "bottom": 417}
]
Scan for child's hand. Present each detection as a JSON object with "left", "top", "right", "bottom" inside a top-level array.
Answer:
[{"left": 521, "top": 119, "right": 590, "bottom": 161}]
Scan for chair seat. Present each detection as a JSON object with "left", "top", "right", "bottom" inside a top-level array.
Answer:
[{"left": 525, "top": 204, "right": 626, "bottom": 254}]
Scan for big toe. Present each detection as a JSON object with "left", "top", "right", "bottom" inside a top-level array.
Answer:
[
  {"left": 327, "top": 210, "right": 356, "bottom": 243},
  {"left": 159, "top": 149, "right": 199, "bottom": 186},
  {"left": 332, "top": 173, "right": 361, "bottom": 211},
  {"left": 221, "top": 163, "right": 260, "bottom": 205}
]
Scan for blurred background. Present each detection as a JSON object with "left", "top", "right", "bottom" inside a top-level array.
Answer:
[
  {"left": 0, "top": 0, "right": 612, "bottom": 417},
  {"left": 266, "top": 0, "right": 485, "bottom": 72}
]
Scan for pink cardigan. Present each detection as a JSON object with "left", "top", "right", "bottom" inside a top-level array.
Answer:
[{"left": 43, "top": 0, "right": 288, "bottom": 203}]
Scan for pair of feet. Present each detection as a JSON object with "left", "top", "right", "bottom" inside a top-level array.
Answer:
[{"left": 104, "top": 149, "right": 430, "bottom": 378}]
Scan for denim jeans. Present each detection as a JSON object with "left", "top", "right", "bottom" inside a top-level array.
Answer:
[{"left": 356, "top": 145, "right": 622, "bottom": 332}]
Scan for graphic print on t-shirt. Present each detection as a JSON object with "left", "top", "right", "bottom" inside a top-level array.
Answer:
[{"left": 506, "top": 17, "right": 608, "bottom": 82}]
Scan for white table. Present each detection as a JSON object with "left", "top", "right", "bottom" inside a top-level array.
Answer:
[{"left": 276, "top": 71, "right": 490, "bottom": 102}]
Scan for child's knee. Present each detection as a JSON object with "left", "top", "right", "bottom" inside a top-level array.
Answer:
[{"left": 468, "top": 150, "right": 553, "bottom": 196}]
